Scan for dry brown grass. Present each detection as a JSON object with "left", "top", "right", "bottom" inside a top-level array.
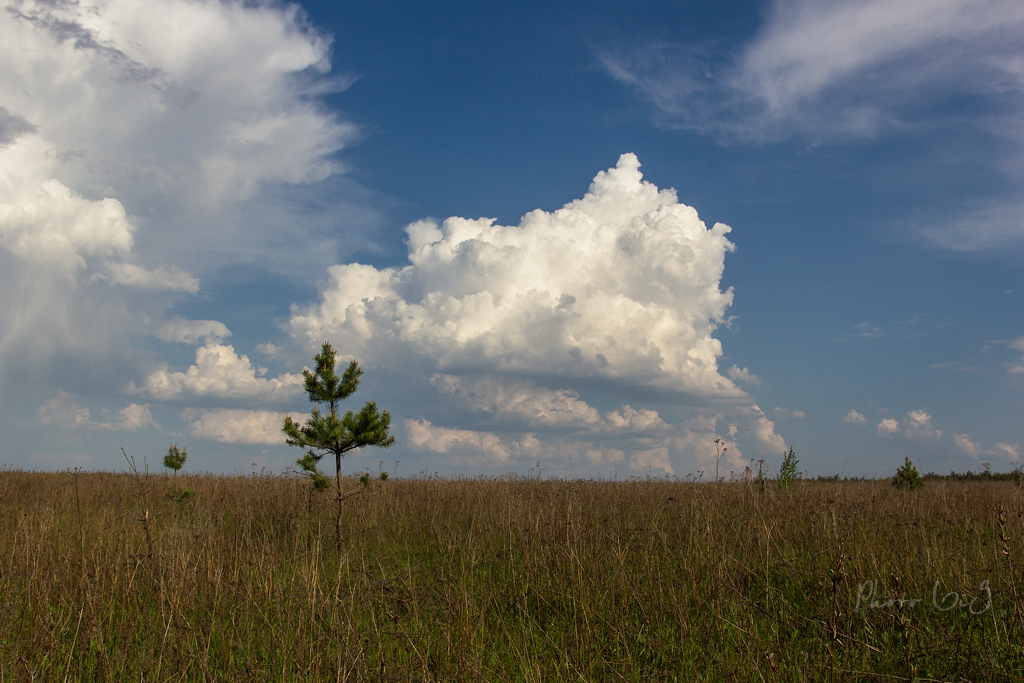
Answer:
[{"left": 1, "top": 467, "right": 1022, "bottom": 681}]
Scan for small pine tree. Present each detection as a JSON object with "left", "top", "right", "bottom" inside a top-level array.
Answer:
[
  {"left": 283, "top": 341, "right": 395, "bottom": 548},
  {"left": 778, "top": 446, "right": 800, "bottom": 489},
  {"left": 163, "top": 444, "right": 186, "bottom": 495},
  {"left": 892, "top": 456, "right": 923, "bottom": 490}
]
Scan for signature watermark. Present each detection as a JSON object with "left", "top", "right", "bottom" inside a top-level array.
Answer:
[{"left": 855, "top": 579, "right": 992, "bottom": 615}]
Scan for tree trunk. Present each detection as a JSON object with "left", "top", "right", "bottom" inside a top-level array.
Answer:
[{"left": 335, "top": 450, "right": 343, "bottom": 550}]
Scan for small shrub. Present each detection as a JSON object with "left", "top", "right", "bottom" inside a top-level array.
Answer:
[
  {"left": 163, "top": 444, "right": 193, "bottom": 500},
  {"left": 778, "top": 446, "right": 800, "bottom": 489},
  {"left": 163, "top": 443, "right": 186, "bottom": 474},
  {"left": 892, "top": 456, "right": 923, "bottom": 490}
]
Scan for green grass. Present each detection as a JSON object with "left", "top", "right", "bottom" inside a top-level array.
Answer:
[{"left": 1, "top": 468, "right": 1022, "bottom": 681}]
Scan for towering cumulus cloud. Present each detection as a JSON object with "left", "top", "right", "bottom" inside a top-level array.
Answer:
[
  {"left": 0, "top": 0, "right": 353, "bottom": 272},
  {"left": 0, "top": 0, "right": 352, "bottom": 440},
  {"left": 289, "top": 155, "right": 784, "bottom": 475}
]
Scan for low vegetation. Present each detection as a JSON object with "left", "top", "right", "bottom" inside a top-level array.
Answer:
[{"left": 1, "top": 466, "right": 1022, "bottom": 681}]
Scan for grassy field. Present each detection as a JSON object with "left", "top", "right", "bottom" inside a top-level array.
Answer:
[{"left": 1, "top": 467, "right": 1022, "bottom": 682}]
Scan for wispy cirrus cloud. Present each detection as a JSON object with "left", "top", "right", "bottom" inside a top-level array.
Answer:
[
  {"left": 601, "top": 0, "right": 1024, "bottom": 250},
  {"left": 1006, "top": 335, "right": 1024, "bottom": 375},
  {"left": 834, "top": 322, "right": 883, "bottom": 342},
  {"left": 602, "top": 0, "right": 1024, "bottom": 142}
]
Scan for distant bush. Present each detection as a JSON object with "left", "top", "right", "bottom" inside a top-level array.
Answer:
[
  {"left": 815, "top": 474, "right": 869, "bottom": 483},
  {"left": 922, "top": 468, "right": 1021, "bottom": 484}
]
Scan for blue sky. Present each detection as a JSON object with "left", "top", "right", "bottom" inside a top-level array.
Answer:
[{"left": 1, "top": 0, "right": 1021, "bottom": 479}]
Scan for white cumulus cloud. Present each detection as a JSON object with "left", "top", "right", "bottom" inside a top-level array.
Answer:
[
  {"left": 289, "top": 154, "right": 739, "bottom": 398},
  {"left": 182, "top": 408, "right": 292, "bottom": 445},
  {"left": 0, "top": 0, "right": 356, "bottom": 274},
  {"left": 903, "top": 409, "right": 942, "bottom": 440},
  {"left": 402, "top": 419, "right": 685, "bottom": 476},
  {"left": 605, "top": 405, "right": 668, "bottom": 432},
  {"left": 431, "top": 374, "right": 668, "bottom": 434},
  {"left": 742, "top": 405, "right": 787, "bottom": 454},
  {"left": 0, "top": 138, "right": 134, "bottom": 272},
  {"left": 877, "top": 417, "right": 899, "bottom": 436},
  {"left": 404, "top": 420, "right": 512, "bottom": 465},
  {"left": 0, "top": 0, "right": 353, "bottom": 208},
  {"left": 953, "top": 433, "right": 982, "bottom": 458},
  {"left": 287, "top": 154, "right": 780, "bottom": 474},
  {"left": 154, "top": 317, "right": 232, "bottom": 345},
  {"left": 1, "top": 0, "right": 361, "bottom": 427},
  {"left": 36, "top": 392, "right": 158, "bottom": 431},
  {"left": 994, "top": 443, "right": 1020, "bottom": 462},
  {"left": 843, "top": 409, "right": 867, "bottom": 425},
  {"left": 432, "top": 374, "right": 601, "bottom": 429},
  {"left": 728, "top": 365, "right": 761, "bottom": 386},
  {"left": 133, "top": 343, "right": 301, "bottom": 401},
  {"left": 876, "top": 409, "right": 944, "bottom": 439}
]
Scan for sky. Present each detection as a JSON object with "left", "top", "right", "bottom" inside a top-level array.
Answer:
[{"left": 1, "top": 0, "right": 1022, "bottom": 480}]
